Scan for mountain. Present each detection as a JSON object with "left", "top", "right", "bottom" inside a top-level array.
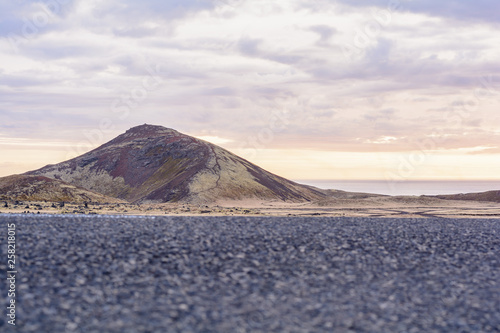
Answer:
[
  {"left": 435, "top": 191, "right": 500, "bottom": 204},
  {"left": 0, "top": 175, "right": 124, "bottom": 203},
  {"left": 26, "top": 124, "right": 328, "bottom": 204}
]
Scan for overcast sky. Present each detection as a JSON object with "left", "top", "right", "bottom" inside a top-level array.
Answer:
[{"left": 1, "top": 0, "right": 500, "bottom": 180}]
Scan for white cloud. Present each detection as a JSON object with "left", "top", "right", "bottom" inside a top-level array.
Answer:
[{"left": 1, "top": 0, "right": 500, "bottom": 179}]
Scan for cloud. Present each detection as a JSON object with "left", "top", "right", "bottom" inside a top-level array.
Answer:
[
  {"left": 237, "top": 37, "right": 262, "bottom": 56},
  {"left": 309, "top": 25, "right": 337, "bottom": 45},
  {"left": 364, "top": 108, "right": 396, "bottom": 122},
  {"left": 336, "top": 0, "right": 500, "bottom": 24},
  {"left": 468, "top": 146, "right": 500, "bottom": 154},
  {"left": 0, "top": 0, "right": 499, "bottom": 161}
]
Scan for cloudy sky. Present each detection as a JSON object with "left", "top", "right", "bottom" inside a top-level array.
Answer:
[{"left": 1, "top": 0, "right": 500, "bottom": 181}]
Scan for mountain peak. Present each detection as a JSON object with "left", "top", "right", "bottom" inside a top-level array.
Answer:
[{"left": 124, "top": 124, "right": 180, "bottom": 138}]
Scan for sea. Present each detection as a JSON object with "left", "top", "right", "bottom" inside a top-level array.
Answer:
[{"left": 295, "top": 180, "right": 500, "bottom": 196}]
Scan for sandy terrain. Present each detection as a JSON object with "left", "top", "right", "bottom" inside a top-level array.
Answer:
[{"left": 1, "top": 196, "right": 499, "bottom": 218}]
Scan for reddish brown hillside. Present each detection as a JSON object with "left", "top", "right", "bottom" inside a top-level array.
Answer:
[{"left": 26, "top": 124, "right": 328, "bottom": 204}]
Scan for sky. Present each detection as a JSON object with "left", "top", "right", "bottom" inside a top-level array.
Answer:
[{"left": 1, "top": 0, "right": 500, "bottom": 181}]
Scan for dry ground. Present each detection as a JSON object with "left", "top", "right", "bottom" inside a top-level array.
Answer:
[{"left": 1, "top": 196, "right": 500, "bottom": 218}]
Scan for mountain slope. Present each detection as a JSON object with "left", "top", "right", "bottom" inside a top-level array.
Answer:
[
  {"left": 0, "top": 175, "right": 124, "bottom": 203},
  {"left": 435, "top": 191, "right": 500, "bottom": 203},
  {"left": 26, "top": 124, "right": 328, "bottom": 204}
]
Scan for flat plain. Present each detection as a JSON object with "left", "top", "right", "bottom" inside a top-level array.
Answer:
[
  {"left": 2, "top": 195, "right": 500, "bottom": 219},
  {"left": 1, "top": 215, "right": 499, "bottom": 332}
]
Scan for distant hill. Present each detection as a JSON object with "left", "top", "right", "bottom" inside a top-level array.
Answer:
[
  {"left": 0, "top": 175, "right": 124, "bottom": 203},
  {"left": 435, "top": 191, "right": 500, "bottom": 204},
  {"left": 26, "top": 124, "right": 328, "bottom": 204}
]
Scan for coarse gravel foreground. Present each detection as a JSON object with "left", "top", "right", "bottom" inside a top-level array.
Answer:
[{"left": 1, "top": 215, "right": 499, "bottom": 333}]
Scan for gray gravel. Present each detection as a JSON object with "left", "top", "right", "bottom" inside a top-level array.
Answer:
[{"left": 1, "top": 215, "right": 499, "bottom": 333}]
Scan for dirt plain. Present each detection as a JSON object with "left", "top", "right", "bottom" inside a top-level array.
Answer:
[{"left": 2, "top": 196, "right": 500, "bottom": 219}]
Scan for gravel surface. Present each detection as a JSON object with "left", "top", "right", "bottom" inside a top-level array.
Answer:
[{"left": 1, "top": 215, "right": 499, "bottom": 332}]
